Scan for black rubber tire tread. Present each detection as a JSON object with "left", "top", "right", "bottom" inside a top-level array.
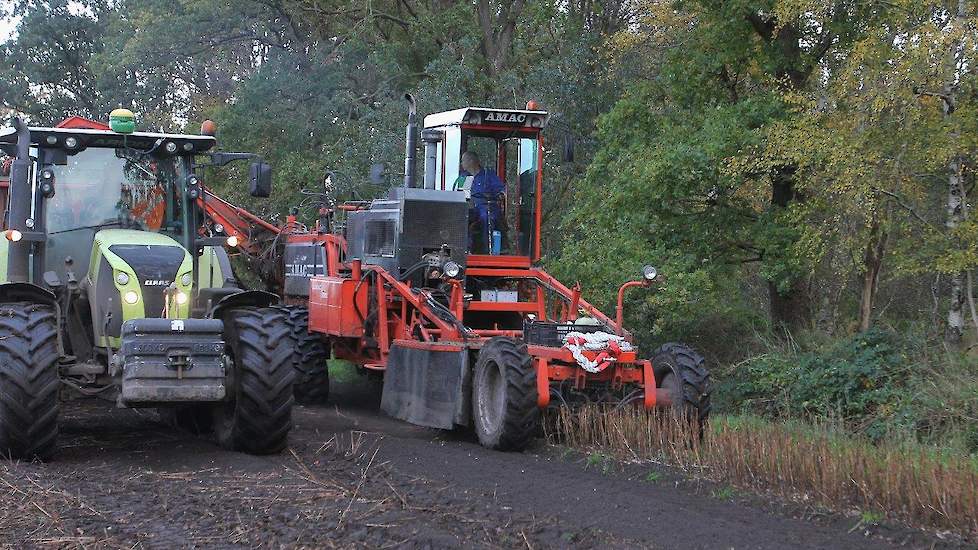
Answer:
[
  {"left": 215, "top": 307, "right": 294, "bottom": 454},
  {"left": 652, "top": 342, "right": 712, "bottom": 437},
  {"left": 472, "top": 337, "right": 540, "bottom": 451},
  {"left": 0, "top": 302, "right": 60, "bottom": 461},
  {"left": 272, "top": 305, "right": 330, "bottom": 404}
]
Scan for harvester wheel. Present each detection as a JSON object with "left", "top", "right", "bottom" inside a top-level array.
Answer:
[
  {"left": 274, "top": 305, "right": 330, "bottom": 404},
  {"left": 653, "top": 343, "right": 711, "bottom": 438},
  {"left": 472, "top": 337, "right": 539, "bottom": 451},
  {"left": 214, "top": 307, "right": 294, "bottom": 454},
  {"left": 0, "top": 302, "right": 60, "bottom": 461}
]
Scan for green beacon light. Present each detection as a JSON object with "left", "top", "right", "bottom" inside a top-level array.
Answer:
[{"left": 109, "top": 108, "right": 136, "bottom": 134}]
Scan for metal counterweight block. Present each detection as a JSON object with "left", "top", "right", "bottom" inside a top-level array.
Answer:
[{"left": 117, "top": 318, "right": 227, "bottom": 405}]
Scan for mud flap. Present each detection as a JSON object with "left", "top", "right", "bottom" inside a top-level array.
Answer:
[{"left": 381, "top": 342, "right": 469, "bottom": 429}]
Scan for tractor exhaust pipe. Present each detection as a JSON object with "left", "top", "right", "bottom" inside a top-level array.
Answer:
[
  {"left": 6, "top": 118, "right": 32, "bottom": 283},
  {"left": 403, "top": 93, "right": 418, "bottom": 188}
]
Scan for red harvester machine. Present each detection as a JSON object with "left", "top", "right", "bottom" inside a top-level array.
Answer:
[{"left": 229, "top": 95, "right": 713, "bottom": 451}]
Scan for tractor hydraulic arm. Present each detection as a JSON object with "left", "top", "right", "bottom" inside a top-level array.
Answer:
[{"left": 198, "top": 188, "right": 285, "bottom": 292}]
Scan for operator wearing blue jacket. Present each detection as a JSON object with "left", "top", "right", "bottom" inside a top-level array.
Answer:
[{"left": 457, "top": 151, "right": 506, "bottom": 253}]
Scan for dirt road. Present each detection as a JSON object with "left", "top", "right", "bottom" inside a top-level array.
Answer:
[{"left": 0, "top": 380, "right": 964, "bottom": 549}]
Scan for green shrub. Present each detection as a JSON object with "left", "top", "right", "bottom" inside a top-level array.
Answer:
[{"left": 718, "top": 328, "right": 912, "bottom": 440}]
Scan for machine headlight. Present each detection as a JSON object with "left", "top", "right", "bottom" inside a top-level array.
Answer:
[
  {"left": 443, "top": 261, "right": 462, "bottom": 279},
  {"left": 213, "top": 224, "right": 225, "bottom": 234},
  {"left": 182, "top": 142, "right": 194, "bottom": 152},
  {"left": 123, "top": 290, "right": 139, "bottom": 304},
  {"left": 45, "top": 135, "right": 58, "bottom": 145},
  {"left": 165, "top": 141, "right": 178, "bottom": 153},
  {"left": 64, "top": 136, "right": 79, "bottom": 149},
  {"left": 226, "top": 235, "right": 240, "bottom": 247},
  {"left": 116, "top": 272, "right": 130, "bottom": 285},
  {"left": 175, "top": 291, "right": 189, "bottom": 305},
  {"left": 4, "top": 229, "right": 22, "bottom": 242},
  {"left": 642, "top": 265, "right": 658, "bottom": 281},
  {"left": 180, "top": 273, "right": 192, "bottom": 286}
]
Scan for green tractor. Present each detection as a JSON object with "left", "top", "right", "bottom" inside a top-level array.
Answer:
[{"left": 0, "top": 112, "right": 294, "bottom": 460}]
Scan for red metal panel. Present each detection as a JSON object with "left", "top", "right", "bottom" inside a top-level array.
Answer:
[
  {"left": 536, "top": 358, "right": 550, "bottom": 407},
  {"left": 392, "top": 339, "right": 465, "bottom": 353},
  {"left": 56, "top": 116, "right": 110, "bottom": 130},
  {"left": 308, "top": 276, "right": 366, "bottom": 337},
  {"left": 467, "top": 255, "right": 532, "bottom": 269},
  {"left": 466, "top": 301, "right": 540, "bottom": 312}
]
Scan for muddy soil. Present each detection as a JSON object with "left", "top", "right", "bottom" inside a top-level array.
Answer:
[{"left": 0, "top": 380, "right": 968, "bottom": 549}]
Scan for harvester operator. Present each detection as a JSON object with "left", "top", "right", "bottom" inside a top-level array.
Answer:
[{"left": 457, "top": 151, "right": 506, "bottom": 254}]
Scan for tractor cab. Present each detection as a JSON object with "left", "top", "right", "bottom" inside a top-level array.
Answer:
[
  {"left": 421, "top": 105, "right": 548, "bottom": 260},
  {"left": 0, "top": 121, "right": 214, "bottom": 288}
]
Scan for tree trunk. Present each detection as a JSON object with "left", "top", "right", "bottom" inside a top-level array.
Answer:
[
  {"left": 946, "top": 154, "right": 966, "bottom": 344},
  {"left": 475, "top": 0, "right": 526, "bottom": 76},
  {"left": 859, "top": 215, "right": 887, "bottom": 332},
  {"left": 943, "top": 0, "right": 967, "bottom": 345},
  {"left": 768, "top": 165, "right": 813, "bottom": 332}
]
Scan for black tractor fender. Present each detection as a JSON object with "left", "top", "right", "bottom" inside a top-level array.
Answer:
[
  {"left": 0, "top": 282, "right": 58, "bottom": 307},
  {"left": 0, "top": 282, "right": 65, "bottom": 354},
  {"left": 208, "top": 289, "right": 280, "bottom": 320}
]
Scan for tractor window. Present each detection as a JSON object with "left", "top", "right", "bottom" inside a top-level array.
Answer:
[
  {"left": 41, "top": 147, "right": 188, "bottom": 280},
  {"left": 44, "top": 148, "right": 186, "bottom": 235},
  {"left": 515, "top": 137, "right": 539, "bottom": 257},
  {"left": 456, "top": 132, "right": 540, "bottom": 257}
]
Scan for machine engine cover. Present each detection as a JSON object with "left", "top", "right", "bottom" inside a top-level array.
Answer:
[
  {"left": 346, "top": 188, "right": 468, "bottom": 286},
  {"left": 381, "top": 342, "right": 470, "bottom": 429},
  {"left": 118, "top": 318, "right": 226, "bottom": 405}
]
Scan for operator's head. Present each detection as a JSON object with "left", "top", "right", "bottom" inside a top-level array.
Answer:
[{"left": 460, "top": 151, "right": 482, "bottom": 175}]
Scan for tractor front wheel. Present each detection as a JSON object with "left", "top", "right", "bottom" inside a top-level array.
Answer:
[
  {"left": 274, "top": 305, "right": 330, "bottom": 404},
  {"left": 0, "top": 302, "right": 60, "bottom": 461},
  {"left": 214, "top": 307, "right": 294, "bottom": 454},
  {"left": 653, "top": 343, "right": 711, "bottom": 438},
  {"left": 472, "top": 337, "right": 539, "bottom": 451}
]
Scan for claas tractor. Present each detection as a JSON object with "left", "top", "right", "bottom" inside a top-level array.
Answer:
[
  {"left": 0, "top": 112, "right": 295, "bottom": 460},
  {"left": 278, "top": 94, "right": 713, "bottom": 451}
]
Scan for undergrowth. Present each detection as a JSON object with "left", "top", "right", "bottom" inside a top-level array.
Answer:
[
  {"left": 546, "top": 407, "right": 978, "bottom": 537},
  {"left": 714, "top": 327, "right": 978, "bottom": 453}
]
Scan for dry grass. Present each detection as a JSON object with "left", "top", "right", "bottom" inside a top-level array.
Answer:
[{"left": 547, "top": 406, "right": 978, "bottom": 536}]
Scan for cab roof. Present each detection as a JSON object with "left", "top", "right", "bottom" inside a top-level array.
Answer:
[
  {"left": 0, "top": 125, "right": 217, "bottom": 154},
  {"left": 423, "top": 107, "right": 549, "bottom": 130}
]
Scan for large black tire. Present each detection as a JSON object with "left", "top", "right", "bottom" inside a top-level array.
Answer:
[
  {"left": 653, "top": 343, "right": 711, "bottom": 437},
  {"left": 472, "top": 337, "right": 540, "bottom": 451},
  {"left": 273, "top": 305, "right": 330, "bottom": 404},
  {"left": 214, "top": 307, "right": 294, "bottom": 454},
  {"left": 0, "top": 303, "right": 60, "bottom": 461}
]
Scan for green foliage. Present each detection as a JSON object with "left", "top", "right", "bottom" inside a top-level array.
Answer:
[
  {"left": 719, "top": 328, "right": 978, "bottom": 451},
  {"left": 723, "top": 329, "right": 906, "bottom": 425}
]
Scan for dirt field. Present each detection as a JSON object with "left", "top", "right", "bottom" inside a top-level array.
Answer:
[{"left": 0, "top": 379, "right": 968, "bottom": 549}]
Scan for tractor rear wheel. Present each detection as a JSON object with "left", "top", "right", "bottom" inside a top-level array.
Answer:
[
  {"left": 274, "top": 305, "right": 330, "bottom": 404},
  {"left": 0, "top": 302, "right": 60, "bottom": 461},
  {"left": 214, "top": 307, "right": 294, "bottom": 454},
  {"left": 472, "top": 337, "right": 539, "bottom": 451},
  {"left": 653, "top": 343, "right": 711, "bottom": 438}
]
